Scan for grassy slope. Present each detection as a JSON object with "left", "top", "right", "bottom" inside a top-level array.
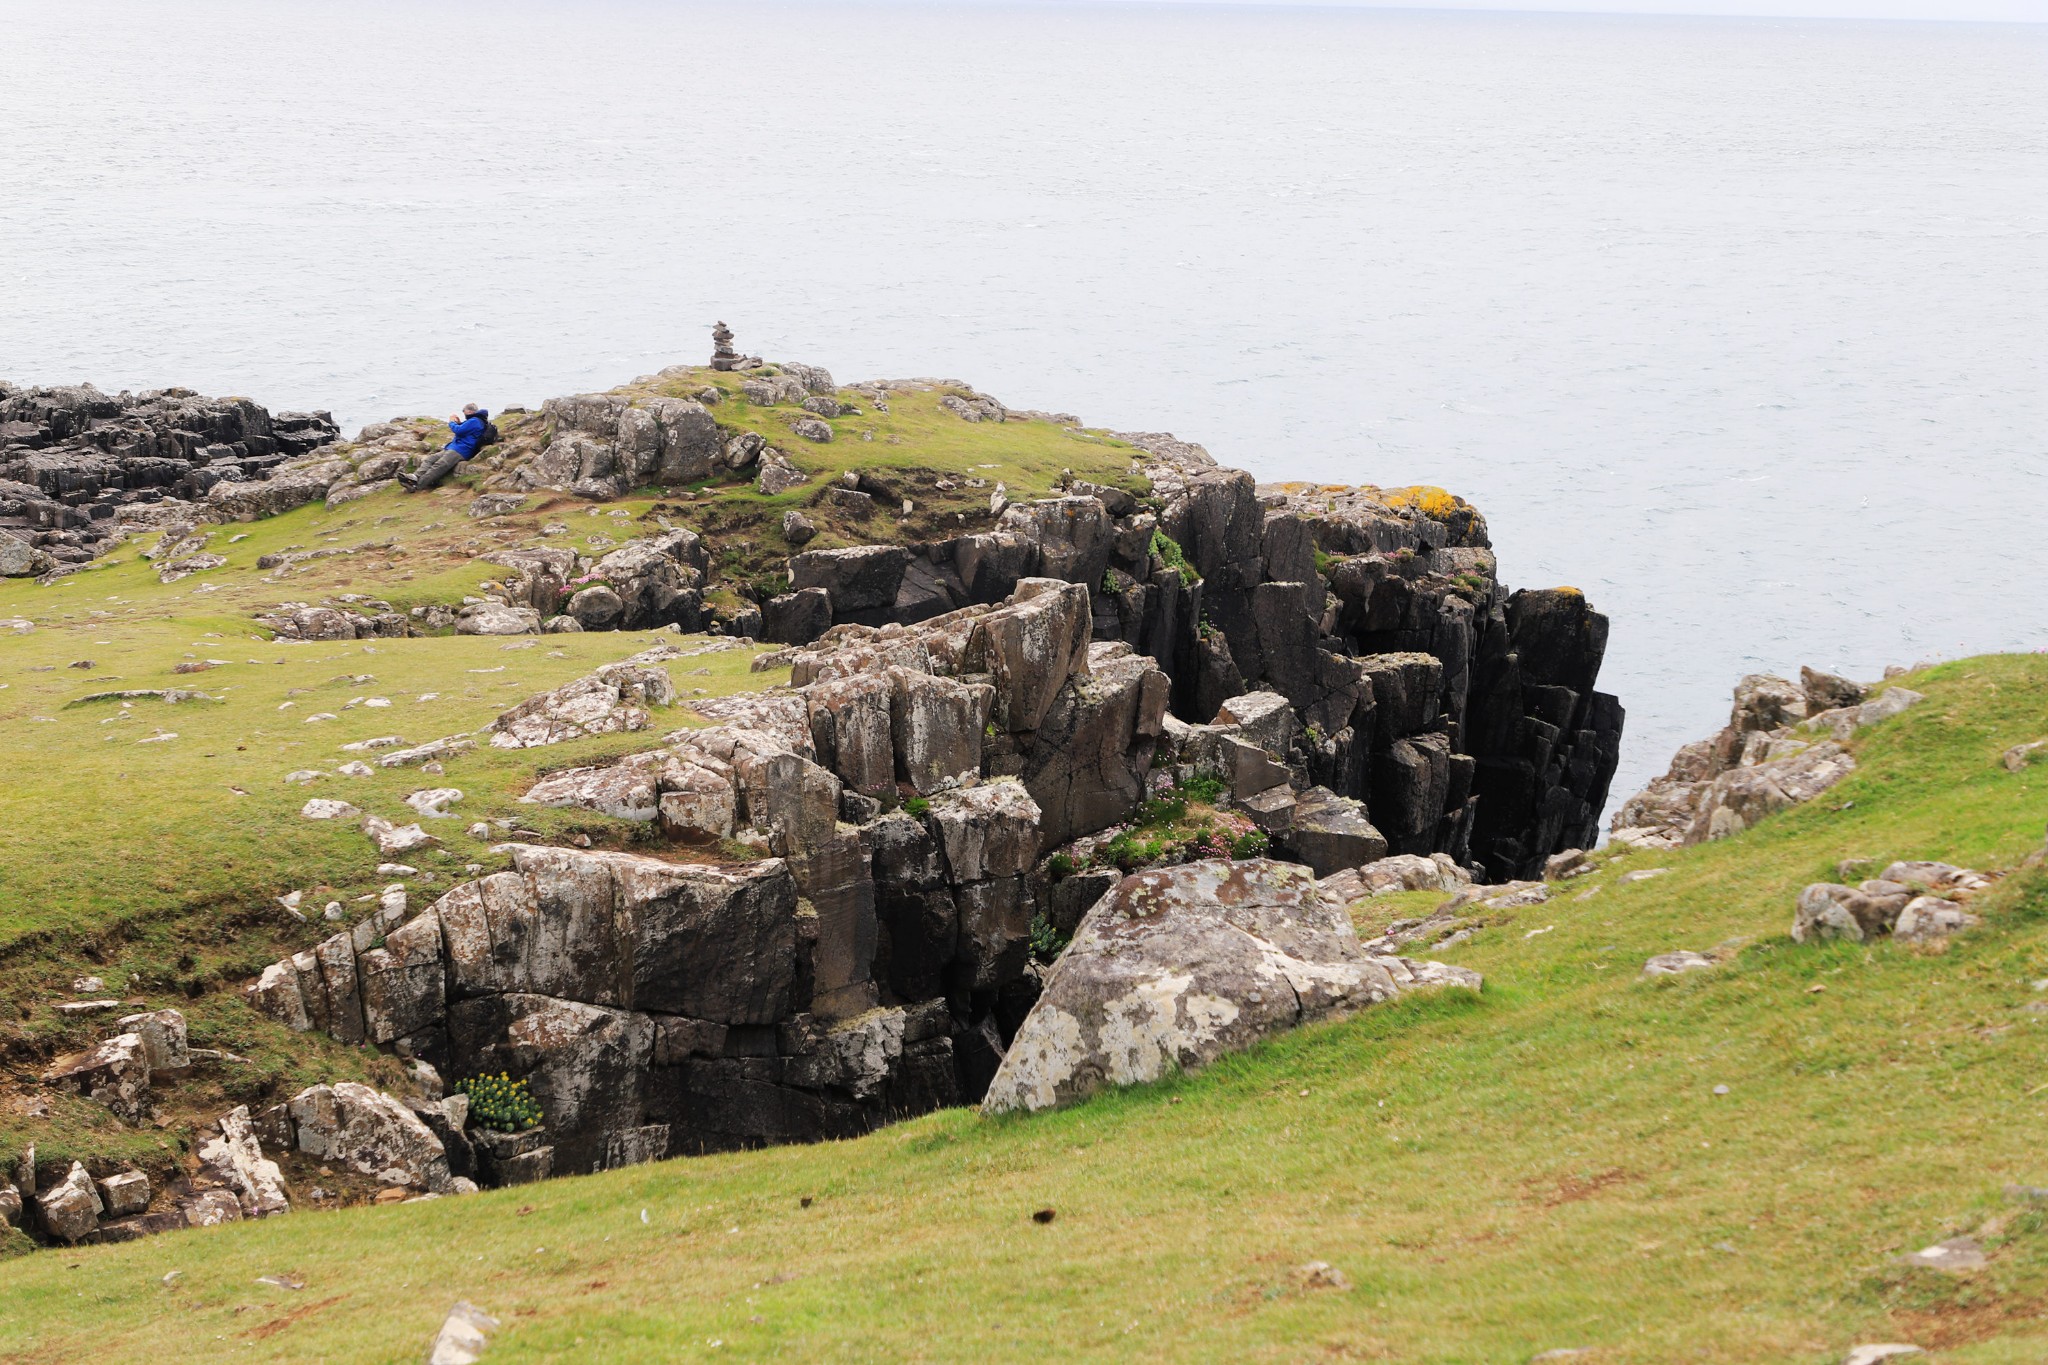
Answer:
[
  {"left": 7, "top": 657, "right": 2048, "bottom": 1361},
  {"left": 0, "top": 486, "right": 776, "bottom": 947}
]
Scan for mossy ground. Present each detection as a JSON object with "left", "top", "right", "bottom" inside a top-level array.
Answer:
[{"left": 4, "top": 653, "right": 2048, "bottom": 1360}]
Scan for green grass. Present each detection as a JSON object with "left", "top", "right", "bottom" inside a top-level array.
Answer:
[
  {"left": 0, "top": 489, "right": 780, "bottom": 948},
  {"left": 6, "top": 657, "right": 2048, "bottom": 1360}
]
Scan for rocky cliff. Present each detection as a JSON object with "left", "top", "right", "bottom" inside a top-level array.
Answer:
[{"left": 1, "top": 355, "right": 1625, "bottom": 1226}]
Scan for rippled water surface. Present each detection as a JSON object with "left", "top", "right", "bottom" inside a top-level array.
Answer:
[{"left": 6, "top": 0, "right": 2045, "bottom": 805}]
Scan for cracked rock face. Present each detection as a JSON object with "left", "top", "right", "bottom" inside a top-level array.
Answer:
[
  {"left": 290, "top": 1081, "right": 452, "bottom": 1191},
  {"left": 982, "top": 859, "right": 1477, "bottom": 1114}
]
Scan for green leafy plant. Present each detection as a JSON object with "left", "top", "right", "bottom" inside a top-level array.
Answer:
[
  {"left": 458, "top": 1072, "right": 544, "bottom": 1133},
  {"left": 1230, "top": 829, "right": 1271, "bottom": 858},
  {"left": 1150, "top": 529, "right": 1193, "bottom": 578},
  {"left": 1177, "top": 773, "right": 1225, "bottom": 804},
  {"left": 1101, "top": 571, "right": 1121, "bottom": 595},
  {"left": 1046, "top": 852, "right": 1075, "bottom": 881},
  {"left": 1028, "top": 913, "right": 1070, "bottom": 965},
  {"left": 903, "top": 796, "right": 932, "bottom": 818}
]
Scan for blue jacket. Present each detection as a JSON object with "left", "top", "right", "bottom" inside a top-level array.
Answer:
[{"left": 445, "top": 411, "right": 489, "bottom": 458}]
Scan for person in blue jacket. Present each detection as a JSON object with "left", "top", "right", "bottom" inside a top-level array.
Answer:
[{"left": 400, "top": 403, "right": 491, "bottom": 491}]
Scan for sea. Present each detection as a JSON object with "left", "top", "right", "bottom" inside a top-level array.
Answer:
[{"left": 5, "top": 0, "right": 2045, "bottom": 807}]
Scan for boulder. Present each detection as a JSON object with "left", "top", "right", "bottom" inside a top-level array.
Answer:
[
  {"left": 1284, "top": 789, "right": 1389, "bottom": 877},
  {"left": 300, "top": 798, "right": 360, "bottom": 821},
  {"left": 96, "top": 1169, "right": 150, "bottom": 1217},
  {"left": 763, "top": 587, "right": 832, "bottom": 645},
  {"left": 36, "top": 1162, "right": 102, "bottom": 1243},
  {"left": 926, "top": 781, "right": 1042, "bottom": 883},
  {"left": 0, "top": 531, "right": 53, "bottom": 578},
  {"left": 591, "top": 530, "right": 707, "bottom": 631},
  {"left": 428, "top": 1302, "right": 501, "bottom": 1365},
  {"left": 1642, "top": 951, "right": 1716, "bottom": 977},
  {"left": 117, "top": 1007, "right": 190, "bottom": 1073},
  {"left": 43, "top": 1032, "right": 152, "bottom": 1122},
  {"left": 760, "top": 452, "right": 809, "bottom": 496},
  {"left": 363, "top": 815, "right": 439, "bottom": 856},
  {"left": 289, "top": 1082, "right": 452, "bottom": 1191},
  {"left": 1801, "top": 666, "right": 1865, "bottom": 713},
  {"left": 1879, "top": 860, "right": 1991, "bottom": 894},
  {"left": 1790, "top": 882, "right": 1901, "bottom": 943},
  {"left": 1895, "top": 897, "right": 1978, "bottom": 943},
  {"left": 985, "top": 860, "right": 1473, "bottom": 1113},
  {"left": 566, "top": 585, "right": 625, "bottom": 631},
  {"left": 455, "top": 604, "right": 542, "bottom": 636},
  {"left": 1333, "top": 853, "right": 1472, "bottom": 897},
  {"left": 789, "top": 545, "right": 910, "bottom": 616},
  {"left": 1214, "top": 690, "right": 1297, "bottom": 757},
  {"left": 197, "top": 1105, "right": 290, "bottom": 1217}
]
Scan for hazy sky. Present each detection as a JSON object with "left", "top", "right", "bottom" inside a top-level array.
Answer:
[{"left": 1136, "top": 0, "right": 2047, "bottom": 20}]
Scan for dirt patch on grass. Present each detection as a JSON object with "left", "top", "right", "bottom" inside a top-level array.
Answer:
[
  {"left": 1890, "top": 1291, "right": 2048, "bottom": 1350},
  {"left": 1530, "top": 1167, "right": 1641, "bottom": 1208},
  {"left": 243, "top": 1293, "right": 347, "bottom": 1340}
]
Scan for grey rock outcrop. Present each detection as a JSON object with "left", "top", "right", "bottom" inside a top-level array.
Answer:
[
  {"left": 290, "top": 1082, "right": 453, "bottom": 1191},
  {"left": 1612, "top": 672, "right": 1923, "bottom": 849},
  {"left": 509, "top": 391, "right": 722, "bottom": 499},
  {"left": 0, "top": 381, "right": 339, "bottom": 569},
  {"left": 983, "top": 859, "right": 1478, "bottom": 1114}
]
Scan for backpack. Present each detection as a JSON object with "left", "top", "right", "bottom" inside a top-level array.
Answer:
[{"left": 481, "top": 420, "right": 501, "bottom": 447}]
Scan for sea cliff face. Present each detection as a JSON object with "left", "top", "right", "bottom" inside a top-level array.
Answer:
[{"left": 0, "top": 359, "right": 1622, "bottom": 1232}]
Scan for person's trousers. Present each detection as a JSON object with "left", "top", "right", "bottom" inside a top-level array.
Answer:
[{"left": 413, "top": 449, "right": 464, "bottom": 490}]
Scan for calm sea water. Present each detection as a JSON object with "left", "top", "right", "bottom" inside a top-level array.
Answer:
[{"left": 6, "top": 0, "right": 2045, "bottom": 805}]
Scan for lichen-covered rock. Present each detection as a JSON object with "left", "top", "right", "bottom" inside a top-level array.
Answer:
[
  {"left": 1284, "top": 788, "right": 1389, "bottom": 877},
  {"left": 118, "top": 1008, "right": 189, "bottom": 1073},
  {"left": 448, "top": 993, "right": 654, "bottom": 1174},
  {"left": 522, "top": 756, "right": 663, "bottom": 821},
  {"left": 455, "top": 603, "right": 541, "bottom": 636},
  {"left": 197, "top": 1106, "right": 290, "bottom": 1217},
  {"left": 96, "top": 1168, "right": 150, "bottom": 1217},
  {"left": 965, "top": 578, "right": 1092, "bottom": 734},
  {"left": 42, "top": 1032, "right": 151, "bottom": 1122},
  {"left": 983, "top": 859, "right": 1475, "bottom": 1114},
  {"left": 1895, "top": 897, "right": 1978, "bottom": 943},
  {"left": 289, "top": 1081, "right": 452, "bottom": 1191},
  {"left": 36, "top": 1163, "right": 102, "bottom": 1243},
  {"left": 490, "top": 663, "right": 675, "bottom": 748},
  {"left": 926, "top": 781, "right": 1042, "bottom": 883}
]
